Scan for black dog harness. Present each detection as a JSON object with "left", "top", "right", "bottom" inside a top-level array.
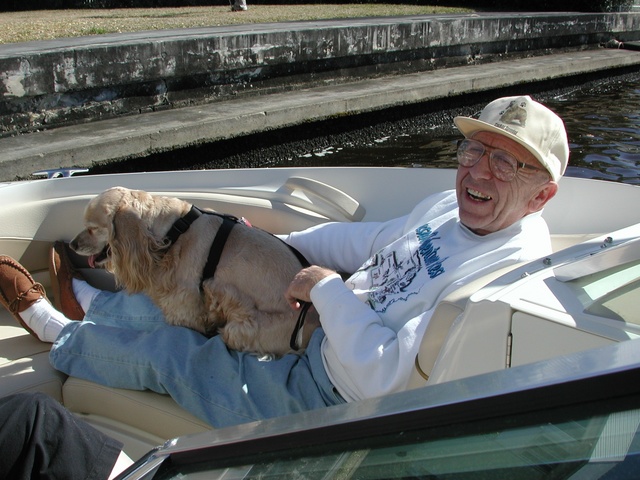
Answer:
[
  {"left": 165, "top": 205, "right": 248, "bottom": 290},
  {"left": 165, "top": 205, "right": 312, "bottom": 350}
]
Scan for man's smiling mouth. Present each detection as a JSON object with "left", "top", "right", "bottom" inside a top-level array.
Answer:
[{"left": 467, "top": 188, "right": 492, "bottom": 201}]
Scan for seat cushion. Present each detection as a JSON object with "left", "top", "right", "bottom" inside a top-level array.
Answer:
[
  {"left": 63, "top": 377, "right": 211, "bottom": 440},
  {"left": 0, "top": 310, "right": 67, "bottom": 401}
]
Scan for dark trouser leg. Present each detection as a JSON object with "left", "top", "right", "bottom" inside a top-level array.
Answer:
[{"left": 0, "top": 392, "right": 123, "bottom": 480}]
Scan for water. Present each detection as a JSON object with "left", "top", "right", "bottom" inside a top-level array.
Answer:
[
  {"left": 291, "top": 73, "right": 640, "bottom": 185},
  {"left": 100, "top": 71, "right": 640, "bottom": 186},
  {"left": 551, "top": 78, "right": 640, "bottom": 185}
]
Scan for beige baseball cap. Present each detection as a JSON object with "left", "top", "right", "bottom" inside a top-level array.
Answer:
[{"left": 454, "top": 95, "right": 569, "bottom": 181}]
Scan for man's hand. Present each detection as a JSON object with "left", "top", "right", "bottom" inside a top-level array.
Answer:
[{"left": 285, "top": 265, "right": 336, "bottom": 310}]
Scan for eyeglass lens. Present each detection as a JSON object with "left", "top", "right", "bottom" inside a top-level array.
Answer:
[{"left": 457, "top": 139, "right": 519, "bottom": 181}]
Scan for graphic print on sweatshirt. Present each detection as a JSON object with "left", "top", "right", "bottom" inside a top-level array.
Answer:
[{"left": 347, "top": 223, "right": 447, "bottom": 314}]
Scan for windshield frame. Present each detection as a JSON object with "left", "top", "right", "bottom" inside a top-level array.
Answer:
[{"left": 118, "top": 339, "right": 640, "bottom": 479}]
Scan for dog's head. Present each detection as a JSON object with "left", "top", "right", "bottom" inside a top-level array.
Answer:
[
  {"left": 70, "top": 186, "right": 186, "bottom": 291},
  {"left": 70, "top": 187, "right": 129, "bottom": 269}
]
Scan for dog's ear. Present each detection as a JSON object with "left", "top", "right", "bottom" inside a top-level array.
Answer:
[
  {"left": 100, "top": 187, "right": 129, "bottom": 218},
  {"left": 110, "top": 201, "right": 163, "bottom": 293}
]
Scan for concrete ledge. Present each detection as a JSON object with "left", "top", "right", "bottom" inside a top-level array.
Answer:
[
  {"left": 2, "top": 12, "right": 640, "bottom": 136},
  {"left": 2, "top": 13, "right": 640, "bottom": 180},
  {"left": 1, "top": 47, "right": 639, "bottom": 181}
]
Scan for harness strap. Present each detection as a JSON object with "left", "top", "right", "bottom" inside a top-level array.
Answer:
[
  {"left": 166, "top": 204, "right": 313, "bottom": 350},
  {"left": 165, "top": 206, "right": 202, "bottom": 245},
  {"left": 200, "top": 215, "right": 237, "bottom": 291},
  {"left": 285, "top": 243, "right": 311, "bottom": 351},
  {"left": 165, "top": 206, "right": 243, "bottom": 290},
  {"left": 286, "top": 243, "right": 309, "bottom": 270}
]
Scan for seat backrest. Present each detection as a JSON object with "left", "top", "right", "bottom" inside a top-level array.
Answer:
[
  {"left": 406, "top": 232, "right": 600, "bottom": 390},
  {"left": 406, "top": 299, "right": 466, "bottom": 388},
  {"left": 550, "top": 233, "right": 598, "bottom": 253},
  {"left": 406, "top": 262, "right": 535, "bottom": 389},
  {"left": 405, "top": 271, "right": 497, "bottom": 389}
]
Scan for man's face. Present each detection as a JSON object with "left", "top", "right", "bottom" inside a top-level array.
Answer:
[{"left": 455, "top": 131, "right": 558, "bottom": 235}]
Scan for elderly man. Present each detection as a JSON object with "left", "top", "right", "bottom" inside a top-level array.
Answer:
[{"left": 0, "top": 95, "right": 568, "bottom": 428}]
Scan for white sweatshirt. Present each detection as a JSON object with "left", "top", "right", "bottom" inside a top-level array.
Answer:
[{"left": 283, "top": 190, "right": 552, "bottom": 402}]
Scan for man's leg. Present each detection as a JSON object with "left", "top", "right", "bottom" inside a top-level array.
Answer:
[
  {"left": 0, "top": 392, "right": 124, "bottom": 479},
  {"left": 230, "top": 0, "right": 247, "bottom": 11},
  {"left": 0, "top": 254, "right": 344, "bottom": 429},
  {"left": 51, "top": 289, "right": 344, "bottom": 428}
]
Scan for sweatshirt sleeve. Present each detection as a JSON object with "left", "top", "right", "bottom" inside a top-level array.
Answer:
[{"left": 282, "top": 216, "right": 409, "bottom": 274}]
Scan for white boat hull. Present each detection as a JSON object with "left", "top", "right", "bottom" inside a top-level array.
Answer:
[{"left": 0, "top": 166, "right": 639, "bottom": 459}]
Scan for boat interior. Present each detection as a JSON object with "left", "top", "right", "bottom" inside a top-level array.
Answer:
[{"left": 0, "top": 167, "right": 639, "bottom": 460}]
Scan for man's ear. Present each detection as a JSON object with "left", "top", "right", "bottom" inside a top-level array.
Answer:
[{"left": 529, "top": 181, "right": 558, "bottom": 213}]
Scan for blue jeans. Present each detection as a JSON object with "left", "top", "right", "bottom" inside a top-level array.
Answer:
[{"left": 49, "top": 291, "right": 344, "bottom": 428}]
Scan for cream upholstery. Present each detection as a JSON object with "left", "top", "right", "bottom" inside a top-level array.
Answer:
[
  {"left": 549, "top": 233, "right": 598, "bottom": 252},
  {"left": 406, "top": 264, "right": 519, "bottom": 389},
  {"left": 406, "top": 233, "right": 599, "bottom": 390},
  {"left": 0, "top": 309, "right": 210, "bottom": 457},
  {"left": 63, "top": 378, "right": 210, "bottom": 439},
  {"left": 0, "top": 313, "right": 67, "bottom": 401}
]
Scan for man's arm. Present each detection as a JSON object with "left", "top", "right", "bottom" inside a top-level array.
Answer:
[{"left": 281, "top": 215, "right": 409, "bottom": 274}]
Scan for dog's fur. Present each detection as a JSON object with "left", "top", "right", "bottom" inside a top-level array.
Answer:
[{"left": 70, "top": 186, "right": 319, "bottom": 356}]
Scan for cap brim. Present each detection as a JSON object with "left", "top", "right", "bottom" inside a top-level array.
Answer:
[{"left": 454, "top": 116, "right": 556, "bottom": 180}]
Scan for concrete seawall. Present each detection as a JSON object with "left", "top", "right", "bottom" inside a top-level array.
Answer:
[{"left": 1, "top": 12, "right": 640, "bottom": 180}]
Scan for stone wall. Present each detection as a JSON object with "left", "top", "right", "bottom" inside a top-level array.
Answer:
[{"left": 1, "top": 12, "right": 640, "bottom": 137}]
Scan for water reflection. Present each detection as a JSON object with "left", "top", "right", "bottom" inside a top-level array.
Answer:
[
  {"left": 549, "top": 79, "right": 640, "bottom": 185},
  {"left": 296, "top": 74, "right": 640, "bottom": 185}
]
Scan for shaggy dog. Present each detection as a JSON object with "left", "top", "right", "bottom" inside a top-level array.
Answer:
[{"left": 70, "top": 186, "right": 318, "bottom": 356}]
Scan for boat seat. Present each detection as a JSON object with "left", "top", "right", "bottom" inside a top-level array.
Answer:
[
  {"left": 406, "top": 263, "right": 521, "bottom": 390},
  {"left": 406, "top": 232, "right": 598, "bottom": 390},
  {"left": 550, "top": 233, "right": 599, "bottom": 252},
  {"left": 0, "top": 315, "right": 67, "bottom": 401},
  {"left": 0, "top": 306, "right": 210, "bottom": 456},
  {"left": 62, "top": 377, "right": 210, "bottom": 439}
]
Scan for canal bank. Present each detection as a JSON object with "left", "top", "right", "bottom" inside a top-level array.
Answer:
[{"left": 1, "top": 12, "right": 640, "bottom": 180}]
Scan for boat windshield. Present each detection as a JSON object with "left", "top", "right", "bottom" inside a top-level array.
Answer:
[
  {"left": 554, "top": 237, "right": 640, "bottom": 326},
  {"left": 152, "top": 397, "right": 640, "bottom": 479},
  {"left": 576, "top": 259, "right": 640, "bottom": 325}
]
